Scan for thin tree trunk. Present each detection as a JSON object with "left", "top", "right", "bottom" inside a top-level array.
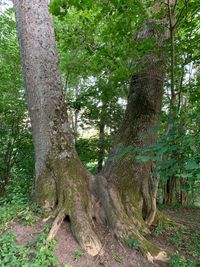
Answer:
[
  {"left": 163, "top": 176, "right": 176, "bottom": 204},
  {"left": 163, "top": 0, "right": 177, "bottom": 205},
  {"left": 97, "top": 121, "right": 105, "bottom": 173}
]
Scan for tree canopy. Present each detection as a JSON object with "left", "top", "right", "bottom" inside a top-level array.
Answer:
[{"left": 0, "top": 0, "right": 200, "bottom": 266}]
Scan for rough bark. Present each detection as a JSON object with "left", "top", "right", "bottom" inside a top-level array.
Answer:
[
  {"left": 95, "top": 12, "right": 170, "bottom": 259},
  {"left": 14, "top": 0, "right": 169, "bottom": 262},
  {"left": 13, "top": 0, "right": 101, "bottom": 256}
]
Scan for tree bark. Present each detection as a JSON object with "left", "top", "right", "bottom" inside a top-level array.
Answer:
[
  {"left": 97, "top": 121, "right": 106, "bottom": 173},
  {"left": 96, "top": 13, "right": 170, "bottom": 257},
  {"left": 13, "top": 0, "right": 101, "bottom": 256},
  {"left": 13, "top": 0, "right": 169, "bottom": 262},
  {"left": 89, "top": 11, "right": 172, "bottom": 261},
  {"left": 98, "top": 65, "right": 164, "bottom": 226},
  {"left": 163, "top": 176, "right": 176, "bottom": 205}
]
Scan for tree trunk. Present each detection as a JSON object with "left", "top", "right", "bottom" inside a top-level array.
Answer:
[
  {"left": 13, "top": 0, "right": 101, "bottom": 256},
  {"left": 14, "top": 0, "right": 168, "bottom": 262},
  {"left": 97, "top": 121, "right": 106, "bottom": 173},
  {"left": 98, "top": 62, "right": 165, "bottom": 226},
  {"left": 0, "top": 140, "right": 13, "bottom": 196},
  {"left": 163, "top": 0, "right": 177, "bottom": 206},
  {"left": 96, "top": 14, "right": 170, "bottom": 259},
  {"left": 163, "top": 176, "right": 176, "bottom": 205}
]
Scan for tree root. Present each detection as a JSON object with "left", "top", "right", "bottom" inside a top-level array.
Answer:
[
  {"left": 112, "top": 217, "right": 168, "bottom": 263},
  {"left": 70, "top": 202, "right": 103, "bottom": 256},
  {"left": 44, "top": 172, "right": 171, "bottom": 262},
  {"left": 95, "top": 176, "right": 168, "bottom": 263},
  {"left": 45, "top": 201, "right": 103, "bottom": 256},
  {"left": 46, "top": 209, "right": 65, "bottom": 242},
  {"left": 154, "top": 210, "right": 181, "bottom": 227}
]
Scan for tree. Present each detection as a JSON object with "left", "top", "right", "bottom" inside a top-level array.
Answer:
[
  {"left": 160, "top": 0, "right": 200, "bottom": 205},
  {"left": 14, "top": 0, "right": 169, "bottom": 262},
  {"left": 0, "top": 8, "right": 33, "bottom": 196}
]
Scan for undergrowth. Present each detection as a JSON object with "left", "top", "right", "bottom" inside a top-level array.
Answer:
[
  {"left": 152, "top": 207, "right": 200, "bottom": 267},
  {"left": 0, "top": 228, "right": 57, "bottom": 267},
  {"left": 0, "top": 190, "right": 57, "bottom": 267}
]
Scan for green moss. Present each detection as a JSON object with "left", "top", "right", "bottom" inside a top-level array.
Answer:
[
  {"left": 36, "top": 172, "right": 57, "bottom": 209},
  {"left": 155, "top": 210, "right": 180, "bottom": 227},
  {"left": 141, "top": 238, "right": 160, "bottom": 256}
]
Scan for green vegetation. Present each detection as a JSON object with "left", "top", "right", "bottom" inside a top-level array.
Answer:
[
  {"left": 0, "top": 232, "right": 57, "bottom": 267},
  {"left": 73, "top": 249, "right": 85, "bottom": 261},
  {"left": 169, "top": 254, "right": 196, "bottom": 267},
  {"left": 0, "top": 0, "right": 200, "bottom": 266},
  {"left": 152, "top": 210, "right": 200, "bottom": 266},
  {"left": 0, "top": 205, "right": 57, "bottom": 267},
  {"left": 127, "top": 237, "right": 140, "bottom": 250}
]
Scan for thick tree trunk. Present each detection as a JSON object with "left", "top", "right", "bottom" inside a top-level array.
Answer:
[
  {"left": 13, "top": 0, "right": 101, "bottom": 256},
  {"left": 95, "top": 16, "right": 170, "bottom": 260},
  {"left": 14, "top": 0, "right": 169, "bottom": 262},
  {"left": 97, "top": 64, "right": 164, "bottom": 239}
]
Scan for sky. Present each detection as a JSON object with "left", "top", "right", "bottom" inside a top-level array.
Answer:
[{"left": 0, "top": 0, "right": 13, "bottom": 13}]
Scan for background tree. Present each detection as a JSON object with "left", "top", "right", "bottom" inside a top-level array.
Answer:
[{"left": 0, "top": 9, "right": 34, "bottom": 196}]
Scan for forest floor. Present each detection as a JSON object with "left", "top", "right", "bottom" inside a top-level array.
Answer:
[{"left": 1, "top": 204, "right": 200, "bottom": 267}]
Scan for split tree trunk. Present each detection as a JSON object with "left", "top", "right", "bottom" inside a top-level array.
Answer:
[{"left": 14, "top": 0, "right": 169, "bottom": 262}]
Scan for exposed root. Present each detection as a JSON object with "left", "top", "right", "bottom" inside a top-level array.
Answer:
[
  {"left": 95, "top": 177, "right": 167, "bottom": 263},
  {"left": 46, "top": 209, "right": 65, "bottom": 242},
  {"left": 147, "top": 251, "right": 168, "bottom": 263},
  {"left": 112, "top": 218, "right": 168, "bottom": 263},
  {"left": 145, "top": 197, "right": 157, "bottom": 226},
  {"left": 70, "top": 203, "right": 103, "bottom": 257},
  {"left": 43, "top": 215, "right": 53, "bottom": 222},
  {"left": 154, "top": 210, "right": 181, "bottom": 227}
]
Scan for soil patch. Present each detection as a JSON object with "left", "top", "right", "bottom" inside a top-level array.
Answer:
[{"left": 11, "top": 219, "right": 168, "bottom": 267}]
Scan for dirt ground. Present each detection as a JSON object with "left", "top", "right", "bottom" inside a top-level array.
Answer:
[
  {"left": 10, "top": 207, "right": 200, "bottom": 267},
  {"left": 11, "top": 218, "right": 169, "bottom": 267}
]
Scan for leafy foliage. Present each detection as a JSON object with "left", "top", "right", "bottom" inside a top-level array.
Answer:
[
  {"left": 0, "top": 0, "right": 200, "bottom": 265},
  {"left": 127, "top": 237, "right": 140, "bottom": 250},
  {"left": 0, "top": 8, "right": 34, "bottom": 196},
  {"left": 0, "top": 231, "right": 57, "bottom": 267},
  {"left": 73, "top": 249, "right": 85, "bottom": 261}
]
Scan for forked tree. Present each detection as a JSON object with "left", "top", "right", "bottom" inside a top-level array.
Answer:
[{"left": 13, "top": 0, "right": 171, "bottom": 262}]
